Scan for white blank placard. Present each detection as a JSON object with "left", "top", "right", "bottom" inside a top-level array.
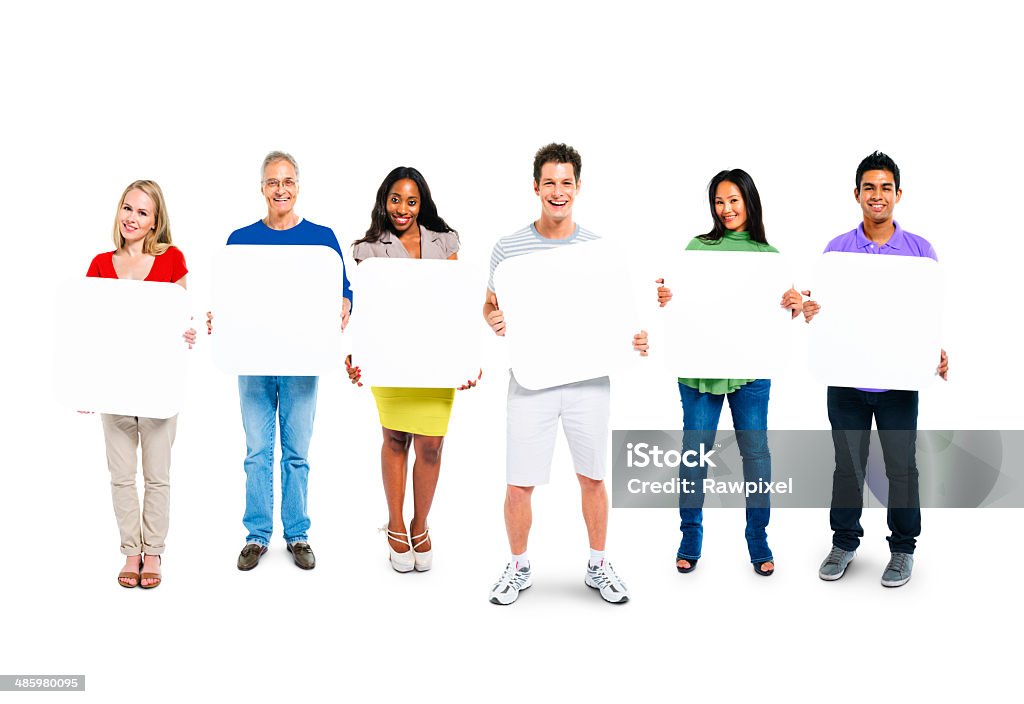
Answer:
[
  {"left": 349, "top": 258, "right": 481, "bottom": 387},
  {"left": 55, "top": 278, "right": 189, "bottom": 418},
  {"left": 493, "top": 239, "right": 637, "bottom": 390},
  {"left": 660, "top": 251, "right": 792, "bottom": 379},
  {"left": 212, "top": 245, "right": 346, "bottom": 375},
  {"left": 809, "top": 252, "right": 941, "bottom": 390}
]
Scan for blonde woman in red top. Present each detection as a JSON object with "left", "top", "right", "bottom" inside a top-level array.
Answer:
[{"left": 85, "top": 180, "right": 195, "bottom": 589}]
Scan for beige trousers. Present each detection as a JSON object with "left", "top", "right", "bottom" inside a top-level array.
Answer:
[{"left": 100, "top": 414, "right": 177, "bottom": 555}]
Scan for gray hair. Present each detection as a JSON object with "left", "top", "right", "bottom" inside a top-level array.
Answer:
[{"left": 261, "top": 150, "right": 300, "bottom": 180}]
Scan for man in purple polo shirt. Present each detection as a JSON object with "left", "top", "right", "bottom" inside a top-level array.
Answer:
[{"left": 804, "top": 151, "right": 948, "bottom": 588}]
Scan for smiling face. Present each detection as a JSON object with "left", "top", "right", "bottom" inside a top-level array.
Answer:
[
  {"left": 262, "top": 158, "right": 299, "bottom": 219},
  {"left": 856, "top": 169, "right": 901, "bottom": 225},
  {"left": 386, "top": 178, "right": 421, "bottom": 235},
  {"left": 714, "top": 181, "right": 747, "bottom": 232},
  {"left": 534, "top": 161, "right": 579, "bottom": 224},
  {"left": 119, "top": 188, "right": 157, "bottom": 244}
]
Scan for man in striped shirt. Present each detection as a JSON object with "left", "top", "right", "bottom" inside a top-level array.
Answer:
[{"left": 483, "top": 143, "right": 629, "bottom": 606}]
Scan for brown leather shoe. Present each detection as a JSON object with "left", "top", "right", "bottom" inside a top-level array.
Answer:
[
  {"left": 287, "top": 542, "right": 316, "bottom": 570},
  {"left": 237, "top": 543, "right": 268, "bottom": 571}
]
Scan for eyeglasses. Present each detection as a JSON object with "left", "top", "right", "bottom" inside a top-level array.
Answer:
[{"left": 263, "top": 178, "right": 297, "bottom": 190}]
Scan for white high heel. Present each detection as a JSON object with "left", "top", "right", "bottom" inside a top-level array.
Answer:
[
  {"left": 379, "top": 525, "right": 414, "bottom": 573},
  {"left": 411, "top": 527, "right": 432, "bottom": 572}
]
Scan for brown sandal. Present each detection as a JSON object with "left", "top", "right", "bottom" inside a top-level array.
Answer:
[
  {"left": 118, "top": 556, "right": 143, "bottom": 588},
  {"left": 139, "top": 555, "right": 162, "bottom": 589}
]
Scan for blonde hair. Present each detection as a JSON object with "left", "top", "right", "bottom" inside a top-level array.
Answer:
[{"left": 111, "top": 180, "right": 173, "bottom": 255}]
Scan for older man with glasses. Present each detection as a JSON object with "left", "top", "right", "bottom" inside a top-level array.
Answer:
[{"left": 210, "top": 151, "right": 352, "bottom": 571}]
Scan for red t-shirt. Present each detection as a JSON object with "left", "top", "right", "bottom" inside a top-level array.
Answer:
[{"left": 86, "top": 246, "right": 188, "bottom": 282}]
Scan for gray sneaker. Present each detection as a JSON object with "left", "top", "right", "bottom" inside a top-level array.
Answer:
[
  {"left": 818, "top": 546, "right": 856, "bottom": 581},
  {"left": 881, "top": 552, "right": 914, "bottom": 587}
]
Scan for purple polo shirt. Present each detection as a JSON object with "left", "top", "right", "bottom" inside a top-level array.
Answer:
[
  {"left": 823, "top": 220, "right": 938, "bottom": 392},
  {"left": 824, "top": 220, "right": 937, "bottom": 261}
]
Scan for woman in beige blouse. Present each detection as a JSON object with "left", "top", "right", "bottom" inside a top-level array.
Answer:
[{"left": 347, "top": 167, "right": 476, "bottom": 573}]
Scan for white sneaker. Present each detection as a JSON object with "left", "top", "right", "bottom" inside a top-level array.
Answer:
[
  {"left": 586, "top": 561, "right": 630, "bottom": 603},
  {"left": 489, "top": 562, "right": 532, "bottom": 605}
]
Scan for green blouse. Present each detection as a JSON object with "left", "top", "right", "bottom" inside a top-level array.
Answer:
[{"left": 678, "top": 231, "right": 779, "bottom": 395}]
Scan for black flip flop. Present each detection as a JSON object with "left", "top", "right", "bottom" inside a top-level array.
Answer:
[{"left": 753, "top": 561, "right": 775, "bottom": 576}]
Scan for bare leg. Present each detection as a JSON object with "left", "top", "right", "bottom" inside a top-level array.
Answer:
[
  {"left": 410, "top": 435, "right": 444, "bottom": 552},
  {"left": 505, "top": 485, "right": 534, "bottom": 554},
  {"left": 381, "top": 428, "right": 412, "bottom": 552},
  {"left": 577, "top": 474, "right": 608, "bottom": 551}
]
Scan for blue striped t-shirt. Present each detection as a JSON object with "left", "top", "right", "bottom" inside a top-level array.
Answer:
[{"left": 487, "top": 223, "right": 600, "bottom": 292}]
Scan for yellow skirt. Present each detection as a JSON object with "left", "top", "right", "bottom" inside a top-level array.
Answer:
[{"left": 370, "top": 387, "right": 456, "bottom": 437}]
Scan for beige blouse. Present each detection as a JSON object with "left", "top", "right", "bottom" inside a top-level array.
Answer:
[{"left": 352, "top": 227, "right": 460, "bottom": 261}]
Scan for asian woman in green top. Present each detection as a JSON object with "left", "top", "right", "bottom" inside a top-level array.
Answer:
[{"left": 657, "top": 169, "right": 804, "bottom": 576}]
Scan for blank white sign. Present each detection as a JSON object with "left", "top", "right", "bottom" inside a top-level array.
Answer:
[
  {"left": 493, "top": 239, "right": 638, "bottom": 390},
  {"left": 212, "top": 245, "right": 347, "bottom": 375},
  {"left": 659, "top": 251, "right": 793, "bottom": 379},
  {"left": 808, "top": 252, "right": 941, "bottom": 390},
  {"left": 349, "top": 258, "right": 481, "bottom": 387},
  {"left": 55, "top": 278, "right": 189, "bottom": 418}
]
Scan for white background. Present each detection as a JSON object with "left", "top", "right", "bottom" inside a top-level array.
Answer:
[{"left": 4, "top": 1, "right": 1022, "bottom": 701}]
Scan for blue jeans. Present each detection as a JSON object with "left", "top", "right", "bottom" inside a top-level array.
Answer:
[
  {"left": 677, "top": 379, "right": 772, "bottom": 563},
  {"left": 239, "top": 376, "right": 318, "bottom": 546},
  {"left": 827, "top": 386, "right": 920, "bottom": 554}
]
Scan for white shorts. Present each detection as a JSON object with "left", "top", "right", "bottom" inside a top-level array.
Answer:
[{"left": 506, "top": 373, "right": 610, "bottom": 486}]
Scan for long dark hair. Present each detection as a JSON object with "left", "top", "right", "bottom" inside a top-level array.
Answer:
[
  {"left": 697, "top": 168, "right": 769, "bottom": 246},
  {"left": 354, "top": 166, "right": 455, "bottom": 245}
]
